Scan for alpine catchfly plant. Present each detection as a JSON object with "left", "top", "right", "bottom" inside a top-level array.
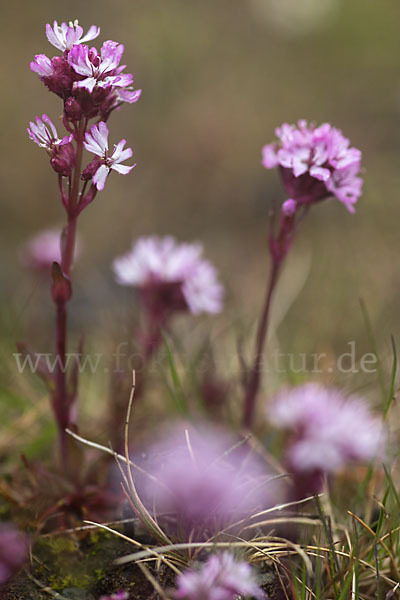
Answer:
[
  {"left": 242, "top": 121, "right": 363, "bottom": 427},
  {"left": 25, "top": 19, "right": 141, "bottom": 470}
]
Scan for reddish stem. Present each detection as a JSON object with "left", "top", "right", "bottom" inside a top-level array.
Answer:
[
  {"left": 53, "top": 118, "right": 86, "bottom": 469},
  {"left": 54, "top": 302, "right": 68, "bottom": 464},
  {"left": 242, "top": 260, "right": 281, "bottom": 428}
]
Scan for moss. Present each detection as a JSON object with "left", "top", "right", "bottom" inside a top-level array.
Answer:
[
  {"left": 47, "top": 573, "right": 93, "bottom": 592},
  {"left": 6, "top": 529, "right": 155, "bottom": 599}
]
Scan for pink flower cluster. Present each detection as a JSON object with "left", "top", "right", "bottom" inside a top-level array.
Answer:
[
  {"left": 31, "top": 21, "right": 141, "bottom": 121},
  {"left": 113, "top": 236, "right": 224, "bottom": 317},
  {"left": 262, "top": 120, "right": 363, "bottom": 213},
  {"left": 28, "top": 21, "right": 138, "bottom": 195},
  {"left": 139, "top": 423, "right": 279, "bottom": 534},
  {"left": 268, "top": 384, "right": 383, "bottom": 494},
  {"left": 176, "top": 553, "right": 265, "bottom": 600}
]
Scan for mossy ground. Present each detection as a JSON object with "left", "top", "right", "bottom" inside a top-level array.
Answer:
[{"left": 2, "top": 530, "right": 155, "bottom": 600}]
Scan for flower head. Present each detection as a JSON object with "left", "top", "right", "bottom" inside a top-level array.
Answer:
[
  {"left": 262, "top": 120, "right": 363, "bottom": 213},
  {"left": 112, "top": 236, "right": 224, "bottom": 316},
  {"left": 0, "top": 524, "right": 27, "bottom": 585},
  {"left": 46, "top": 20, "right": 100, "bottom": 52},
  {"left": 139, "top": 423, "right": 279, "bottom": 534},
  {"left": 30, "top": 23, "right": 141, "bottom": 120},
  {"left": 176, "top": 553, "right": 265, "bottom": 600},
  {"left": 68, "top": 41, "right": 133, "bottom": 93},
  {"left": 83, "top": 122, "right": 135, "bottom": 190},
  {"left": 268, "top": 384, "right": 383, "bottom": 480}
]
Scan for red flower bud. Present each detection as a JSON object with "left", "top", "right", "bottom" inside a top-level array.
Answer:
[
  {"left": 51, "top": 262, "right": 72, "bottom": 303},
  {"left": 50, "top": 142, "right": 75, "bottom": 177},
  {"left": 64, "top": 97, "right": 83, "bottom": 121}
]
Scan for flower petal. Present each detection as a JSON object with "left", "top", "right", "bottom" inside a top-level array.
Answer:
[
  {"left": 111, "top": 163, "right": 135, "bottom": 175},
  {"left": 93, "top": 164, "right": 110, "bottom": 191}
]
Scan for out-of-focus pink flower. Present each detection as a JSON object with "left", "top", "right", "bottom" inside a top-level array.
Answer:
[
  {"left": 20, "top": 228, "right": 80, "bottom": 272},
  {"left": 112, "top": 236, "right": 224, "bottom": 316},
  {"left": 175, "top": 553, "right": 265, "bottom": 600},
  {"left": 139, "top": 423, "right": 279, "bottom": 533},
  {"left": 268, "top": 384, "right": 383, "bottom": 476},
  {"left": 83, "top": 122, "right": 135, "bottom": 190},
  {"left": 46, "top": 20, "right": 100, "bottom": 52},
  {"left": 99, "top": 592, "right": 129, "bottom": 600},
  {"left": 262, "top": 120, "right": 363, "bottom": 213},
  {"left": 0, "top": 524, "right": 27, "bottom": 585}
]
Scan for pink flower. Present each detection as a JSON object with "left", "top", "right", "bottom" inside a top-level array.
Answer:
[
  {"left": 20, "top": 228, "right": 80, "bottom": 272},
  {"left": 68, "top": 41, "right": 133, "bottom": 93},
  {"left": 28, "top": 115, "right": 75, "bottom": 176},
  {"left": 27, "top": 115, "right": 72, "bottom": 150},
  {"left": 83, "top": 122, "right": 135, "bottom": 190},
  {"left": 176, "top": 553, "right": 265, "bottom": 600},
  {"left": 112, "top": 236, "right": 224, "bottom": 316},
  {"left": 268, "top": 384, "right": 383, "bottom": 474},
  {"left": 262, "top": 120, "right": 363, "bottom": 213},
  {"left": 139, "top": 423, "right": 279, "bottom": 534},
  {"left": 30, "top": 54, "right": 54, "bottom": 77},
  {"left": 46, "top": 20, "right": 100, "bottom": 52},
  {"left": 0, "top": 524, "right": 27, "bottom": 584}
]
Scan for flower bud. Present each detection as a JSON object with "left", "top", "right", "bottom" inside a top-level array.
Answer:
[
  {"left": 51, "top": 262, "right": 72, "bottom": 303},
  {"left": 50, "top": 141, "right": 75, "bottom": 177},
  {"left": 81, "top": 156, "right": 102, "bottom": 181},
  {"left": 64, "top": 97, "right": 83, "bottom": 121},
  {"left": 281, "top": 198, "right": 297, "bottom": 217}
]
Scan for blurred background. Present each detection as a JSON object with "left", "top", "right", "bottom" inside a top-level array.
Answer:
[{"left": 1, "top": 0, "right": 400, "bottom": 442}]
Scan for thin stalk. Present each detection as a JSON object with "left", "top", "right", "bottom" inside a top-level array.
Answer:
[
  {"left": 243, "top": 259, "right": 281, "bottom": 427},
  {"left": 53, "top": 117, "right": 86, "bottom": 469},
  {"left": 54, "top": 302, "right": 67, "bottom": 464}
]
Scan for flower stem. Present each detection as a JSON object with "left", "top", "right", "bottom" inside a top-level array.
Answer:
[
  {"left": 242, "top": 260, "right": 281, "bottom": 428},
  {"left": 54, "top": 302, "right": 68, "bottom": 465},
  {"left": 54, "top": 118, "right": 86, "bottom": 469}
]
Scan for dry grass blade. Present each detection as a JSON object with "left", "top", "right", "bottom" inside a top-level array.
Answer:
[
  {"left": 123, "top": 372, "right": 172, "bottom": 545},
  {"left": 25, "top": 570, "right": 72, "bottom": 599},
  {"left": 136, "top": 561, "right": 174, "bottom": 600}
]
